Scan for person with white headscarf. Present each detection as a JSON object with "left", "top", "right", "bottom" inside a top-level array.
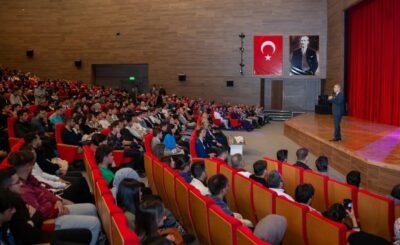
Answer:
[
  {"left": 254, "top": 214, "right": 287, "bottom": 245},
  {"left": 111, "top": 167, "right": 140, "bottom": 198},
  {"left": 395, "top": 218, "right": 400, "bottom": 245}
]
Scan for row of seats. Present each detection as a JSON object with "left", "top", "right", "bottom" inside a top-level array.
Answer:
[
  {"left": 83, "top": 145, "right": 140, "bottom": 245},
  {"left": 144, "top": 152, "right": 269, "bottom": 245}
]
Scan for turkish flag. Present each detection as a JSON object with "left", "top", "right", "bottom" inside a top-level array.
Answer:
[{"left": 253, "top": 35, "right": 283, "bottom": 75}]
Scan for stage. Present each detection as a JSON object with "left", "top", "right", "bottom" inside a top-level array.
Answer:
[{"left": 284, "top": 113, "right": 400, "bottom": 195}]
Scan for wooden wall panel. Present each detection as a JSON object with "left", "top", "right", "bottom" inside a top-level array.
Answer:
[{"left": 0, "top": 0, "right": 327, "bottom": 105}]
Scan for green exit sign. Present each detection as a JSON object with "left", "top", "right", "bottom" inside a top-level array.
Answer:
[{"left": 129, "top": 76, "right": 135, "bottom": 81}]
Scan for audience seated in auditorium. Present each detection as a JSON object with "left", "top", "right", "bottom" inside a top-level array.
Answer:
[
  {"left": 135, "top": 199, "right": 176, "bottom": 243},
  {"left": 207, "top": 174, "right": 253, "bottom": 227},
  {"left": 322, "top": 203, "right": 359, "bottom": 232},
  {"left": 276, "top": 149, "right": 288, "bottom": 163},
  {"left": 231, "top": 153, "right": 251, "bottom": 177},
  {"left": 295, "top": 183, "right": 318, "bottom": 213},
  {"left": 116, "top": 178, "right": 143, "bottom": 231},
  {"left": 14, "top": 109, "right": 35, "bottom": 138},
  {"left": 95, "top": 144, "right": 116, "bottom": 185},
  {"left": 201, "top": 118, "right": 229, "bottom": 150},
  {"left": 346, "top": 170, "right": 361, "bottom": 188},
  {"left": 174, "top": 155, "right": 193, "bottom": 183},
  {"left": 249, "top": 160, "right": 269, "bottom": 187},
  {"left": 213, "top": 108, "right": 230, "bottom": 129},
  {"left": 61, "top": 117, "right": 84, "bottom": 147},
  {"left": 151, "top": 128, "right": 163, "bottom": 151},
  {"left": 294, "top": 147, "right": 311, "bottom": 170},
  {"left": 161, "top": 123, "right": 184, "bottom": 155},
  {"left": 195, "top": 128, "right": 215, "bottom": 158},
  {"left": 0, "top": 170, "right": 92, "bottom": 245},
  {"left": 389, "top": 184, "right": 400, "bottom": 205},
  {"left": 190, "top": 161, "right": 210, "bottom": 196},
  {"left": 267, "top": 170, "right": 294, "bottom": 201},
  {"left": 112, "top": 167, "right": 140, "bottom": 198},
  {"left": 315, "top": 155, "right": 329, "bottom": 174},
  {"left": 254, "top": 214, "right": 287, "bottom": 245},
  {"left": 211, "top": 146, "right": 229, "bottom": 164},
  {"left": 30, "top": 107, "right": 51, "bottom": 135},
  {"left": 6, "top": 152, "right": 101, "bottom": 245}
]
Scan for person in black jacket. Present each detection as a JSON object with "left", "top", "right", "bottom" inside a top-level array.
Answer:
[
  {"left": 61, "top": 117, "right": 82, "bottom": 146},
  {"left": 249, "top": 160, "right": 269, "bottom": 187},
  {"left": 14, "top": 110, "right": 36, "bottom": 138},
  {"left": 0, "top": 171, "right": 92, "bottom": 245},
  {"left": 329, "top": 84, "right": 346, "bottom": 141},
  {"left": 290, "top": 36, "right": 319, "bottom": 75},
  {"left": 293, "top": 148, "right": 311, "bottom": 170}
]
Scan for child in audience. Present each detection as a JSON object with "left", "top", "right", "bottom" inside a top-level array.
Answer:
[
  {"left": 249, "top": 160, "right": 268, "bottom": 187},
  {"left": 208, "top": 174, "right": 253, "bottom": 227},
  {"left": 254, "top": 214, "right": 287, "bottom": 245},
  {"left": 267, "top": 170, "right": 294, "bottom": 201}
]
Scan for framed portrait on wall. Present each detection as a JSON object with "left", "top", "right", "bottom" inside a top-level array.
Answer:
[{"left": 289, "top": 35, "right": 319, "bottom": 76}]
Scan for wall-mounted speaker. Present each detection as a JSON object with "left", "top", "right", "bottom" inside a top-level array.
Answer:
[
  {"left": 178, "top": 74, "right": 186, "bottom": 81},
  {"left": 74, "top": 60, "right": 82, "bottom": 69},
  {"left": 26, "top": 50, "right": 34, "bottom": 58},
  {"left": 226, "top": 80, "right": 234, "bottom": 87}
]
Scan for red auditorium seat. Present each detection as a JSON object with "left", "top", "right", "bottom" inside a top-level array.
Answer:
[
  {"left": 281, "top": 163, "right": 304, "bottom": 198},
  {"left": 111, "top": 213, "right": 140, "bottom": 245},
  {"left": 303, "top": 170, "right": 329, "bottom": 212},
  {"left": 228, "top": 112, "right": 241, "bottom": 129},
  {"left": 55, "top": 123, "right": 83, "bottom": 164},
  {"left": 143, "top": 132, "right": 154, "bottom": 153},
  {"left": 188, "top": 189, "right": 214, "bottom": 245},
  {"left": 208, "top": 204, "right": 242, "bottom": 245},
  {"left": 219, "top": 163, "right": 238, "bottom": 212},
  {"left": 175, "top": 176, "right": 195, "bottom": 234},
  {"left": 252, "top": 182, "right": 277, "bottom": 222},
  {"left": 7, "top": 116, "right": 20, "bottom": 148},
  {"left": 190, "top": 129, "right": 198, "bottom": 158},
  {"left": 306, "top": 211, "right": 347, "bottom": 245},
  {"left": 327, "top": 179, "right": 358, "bottom": 217},
  {"left": 263, "top": 157, "right": 282, "bottom": 173},
  {"left": 233, "top": 173, "right": 257, "bottom": 224},
  {"left": 236, "top": 226, "right": 271, "bottom": 245}
]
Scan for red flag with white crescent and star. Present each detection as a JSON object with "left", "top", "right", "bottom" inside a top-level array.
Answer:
[{"left": 253, "top": 35, "right": 283, "bottom": 75}]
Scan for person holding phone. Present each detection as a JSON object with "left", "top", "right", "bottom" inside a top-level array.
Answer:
[{"left": 322, "top": 203, "right": 359, "bottom": 231}]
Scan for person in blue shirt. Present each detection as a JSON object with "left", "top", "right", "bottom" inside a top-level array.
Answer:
[
  {"left": 195, "top": 128, "right": 215, "bottom": 158},
  {"left": 49, "top": 106, "right": 65, "bottom": 129}
]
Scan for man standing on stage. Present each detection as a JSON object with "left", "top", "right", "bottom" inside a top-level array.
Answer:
[{"left": 328, "top": 84, "right": 345, "bottom": 142}]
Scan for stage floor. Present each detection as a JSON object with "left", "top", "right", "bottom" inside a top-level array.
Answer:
[{"left": 284, "top": 113, "right": 400, "bottom": 194}]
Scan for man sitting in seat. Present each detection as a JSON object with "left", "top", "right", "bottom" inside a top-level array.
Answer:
[
  {"left": 211, "top": 146, "right": 229, "bottom": 164},
  {"left": 95, "top": 144, "right": 116, "bottom": 185},
  {"left": 208, "top": 174, "right": 252, "bottom": 227},
  {"left": 315, "top": 155, "right": 329, "bottom": 175},
  {"left": 231, "top": 153, "right": 251, "bottom": 177},
  {"left": 293, "top": 148, "right": 311, "bottom": 170},
  {"left": 295, "top": 183, "right": 318, "bottom": 213},
  {"left": 276, "top": 149, "right": 288, "bottom": 163},
  {"left": 48, "top": 106, "right": 65, "bottom": 130},
  {"left": 346, "top": 170, "right": 361, "bottom": 189},
  {"left": 190, "top": 161, "right": 210, "bottom": 196},
  {"left": 174, "top": 155, "right": 193, "bottom": 183},
  {"left": 250, "top": 160, "right": 268, "bottom": 187},
  {"left": 267, "top": 170, "right": 294, "bottom": 201},
  {"left": 14, "top": 109, "right": 36, "bottom": 138}
]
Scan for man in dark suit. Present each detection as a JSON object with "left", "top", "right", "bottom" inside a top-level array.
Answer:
[
  {"left": 290, "top": 36, "right": 318, "bottom": 75},
  {"left": 329, "top": 84, "right": 345, "bottom": 141}
]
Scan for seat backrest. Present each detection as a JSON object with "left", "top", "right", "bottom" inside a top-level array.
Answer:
[
  {"left": 233, "top": 173, "right": 257, "bottom": 224},
  {"left": 208, "top": 205, "right": 241, "bottom": 245},
  {"left": 303, "top": 170, "right": 329, "bottom": 212},
  {"left": 306, "top": 211, "right": 347, "bottom": 245},
  {"left": 327, "top": 179, "right": 358, "bottom": 217},
  {"left": 55, "top": 123, "right": 65, "bottom": 144},
  {"left": 152, "top": 160, "right": 170, "bottom": 208},
  {"left": 144, "top": 153, "right": 157, "bottom": 194},
  {"left": 236, "top": 226, "right": 271, "bottom": 245},
  {"left": 252, "top": 182, "right": 277, "bottom": 222},
  {"left": 275, "top": 196, "right": 308, "bottom": 245},
  {"left": 100, "top": 128, "right": 111, "bottom": 136},
  {"left": 110, "top": 213, "right": 140, "bottom": 245},
  {"left": 357, "top": 189, "right": 394, "bottom": 240},
  {"left": 94, "top": 178, "right": 112, "bottom": 207},
  {"left": 396, "top": 204, "right": 400, "bottom": 219},
  {"left": 7, "top": 116, "right": 17, "bottom": 137},
  {"left": 264, "top": 157, "right": 282, "bottom": 174},
  {"left": 219, "top": 164, "right": 238, "bottom": 212},
  {"left": 281, "top": 163, "right": 303, "bottom": 198},
  {"left": 11, "top": 139, "right": 25, "bottom": 152},
  {"left": 175, "top": 176, "right": 194, "bottom": 234},
  {"left": 189, "top": 189, "right": 213, "bottom": 245},
  {"left": 190, "top": 129, "right": 198, "bottom": 158},
  {"left": 144, "top": 132, "right": 154, "bottom": 153},
  {"left": 204, "top": 158, "right": 220, "bottom": 178},
  {"left": 163, "top": 167, "right": 182, "bottom": 222},
  {"left": 97, "top": 193, "right": 123, "bottom": 240}
]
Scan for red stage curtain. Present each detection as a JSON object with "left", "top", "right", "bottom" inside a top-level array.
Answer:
[{"left": 347, "top": 0, "right": 400, "bottom": 126}]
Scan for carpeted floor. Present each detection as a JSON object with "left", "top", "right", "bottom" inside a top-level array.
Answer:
[{"left": 223, "top": 121, "right": 345, "bottom": 182}]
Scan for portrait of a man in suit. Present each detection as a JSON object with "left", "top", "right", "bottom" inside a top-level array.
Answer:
[{"left": 290, "top": 35, "right": 319, "bottom": 75}]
